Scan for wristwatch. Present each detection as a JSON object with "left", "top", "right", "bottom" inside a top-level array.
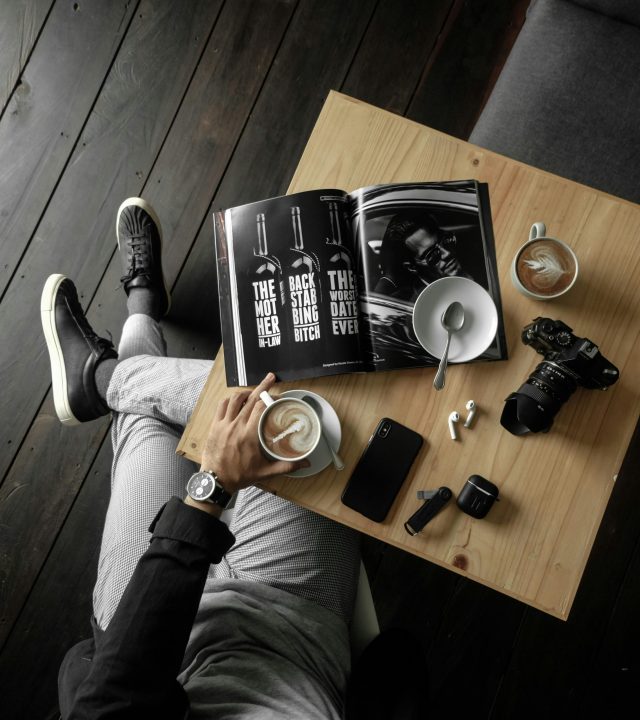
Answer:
[{"left": 186, "top": 470, "right": 232, "bottom": 509}]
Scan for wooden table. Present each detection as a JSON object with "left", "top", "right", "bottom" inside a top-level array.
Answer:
[{"left": 178, "top": 91, "right": 640, "bottom": 620}]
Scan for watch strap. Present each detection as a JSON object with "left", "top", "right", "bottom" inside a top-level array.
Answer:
[{"left": 207, "top": 477, "right": 232, "bottom": 509}]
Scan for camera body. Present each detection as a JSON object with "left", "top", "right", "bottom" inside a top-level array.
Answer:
[
  {"left": 501, "top": 318, "right": 619, "bottom": 435},
  {"left": 522, "top": 318, "right": 617, "bottom": 390}
]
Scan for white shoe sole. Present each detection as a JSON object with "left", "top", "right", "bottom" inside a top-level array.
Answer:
[
  {"left": 40, "top": 274, "right": 80, "bottom": 425},
  {"left": 116, "top": 197, "right": 171, "bottom": 314}
]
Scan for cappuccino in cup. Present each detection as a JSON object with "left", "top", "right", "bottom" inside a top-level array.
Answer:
[
  {"left": 511, "top": 223, "right": 578, "bottom": 300},
  {"left": 258, "top": 394, "right": 321, "bottom": 461}
]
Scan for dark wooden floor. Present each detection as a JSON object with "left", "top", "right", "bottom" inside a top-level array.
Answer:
[{"left": 1, "top": 1, "right": 639, "bottom": 718}]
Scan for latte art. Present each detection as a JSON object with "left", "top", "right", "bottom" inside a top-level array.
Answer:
[
  {"left": 516, "top": 239, "right": 577, "bottom": 296},
  {"left": 521, "top": 246, "right": 569, "bottom": 289},
  {"left": 262, "top": 400, "right": 320, "bottom": 459}
]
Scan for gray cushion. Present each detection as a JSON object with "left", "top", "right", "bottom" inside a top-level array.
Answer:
[
  {"left": 569, "top": 0, "right": 640, "bottom": 27},
  {"left": 469, "top": 0, "right": 640, "bottom": 203}
]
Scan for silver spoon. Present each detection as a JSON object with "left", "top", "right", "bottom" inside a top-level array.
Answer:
[
  {"left": 433, "top": 301, "right": 465, "bottom": 391},
  {"left": 302, "top": 394, "right": 345, "bottom": 470}
]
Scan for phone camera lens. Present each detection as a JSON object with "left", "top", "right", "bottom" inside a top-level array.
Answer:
[{"left": 379, "top": 422, "right": 391, "bottom": 437}]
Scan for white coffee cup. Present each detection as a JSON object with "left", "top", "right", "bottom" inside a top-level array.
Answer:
[
  {"left": 258, "top": 391, "right": 321, "bottom": 462},
  {"left": 511, "top": 222, "right": 579, "bottom": 300}
]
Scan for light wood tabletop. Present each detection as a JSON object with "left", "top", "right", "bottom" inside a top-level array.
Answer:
[{"left": 178, "top": 91, "right": 640, "bottom": 620}]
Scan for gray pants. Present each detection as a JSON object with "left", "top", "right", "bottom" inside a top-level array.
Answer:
[{"left": 93, "top": 314, "right": 360, "bottom": 630}]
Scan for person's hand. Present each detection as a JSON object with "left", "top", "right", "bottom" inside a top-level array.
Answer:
[{"left": 198, "top": 373, "right": 309, "bottom": 495}]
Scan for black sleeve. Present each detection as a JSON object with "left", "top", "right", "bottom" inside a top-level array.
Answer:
[{"left": 64, "top": 496, "right": 235, "bottom": 720}]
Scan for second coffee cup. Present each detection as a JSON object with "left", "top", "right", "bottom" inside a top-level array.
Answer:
[
  {"left": 258, "top": 391, "right": 321, "bottom": 462},
  {"left": 511, "top": 222, "right": 578, "bottom": 300}
]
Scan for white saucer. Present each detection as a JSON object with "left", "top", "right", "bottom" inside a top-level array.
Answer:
[
  {"left": 281, "top": 389, "right": 342, "bottom": 477},
  {"left": 412, "top": 277, "right": 498, "bottom": 362}
]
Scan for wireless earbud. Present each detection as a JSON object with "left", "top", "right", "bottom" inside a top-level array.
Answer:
[
  {"left": 448, "top": 411, "right": 460, "bottom": 440},
  {"left": 464, "top": 400, "right": 477, "bottom": 428}
]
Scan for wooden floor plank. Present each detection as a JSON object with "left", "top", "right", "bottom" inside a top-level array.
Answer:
[
  {"left": 90, "top": 0, "right": 301, "bottom": 382},
  {"left": 579, "top": 521, "right": 640, "bottom": 716},
  {"left": 0, "top": 400, "right": 112, "bottom": 654},
  {"left": 490, "top": 420, "right": 640, "bottom": 718},
  {"left": 91, "top": 0, "right": 300, "bottom": 325},
  {"left": 366, "top": 543, "right": 460, "bottom": 648},
  {"left": 364, "top": 539, "right": 524, "bottom": 718},
  {"left": 0, "top": 0, "right": 138, "bottom": 299},
  {"left": 0, "top": 0, "right": 222, "bottom": 482},
  {"left": 342, "top": 0, "right": 453, "bottom": 115},
  {"left": 409, "top": 0, "right": 529, "bottom": 138},
  {"left": 163, "top": 0, "right": 381, "bottom": 358},
  {"left": 0, "top": 0, "right": 53, "bottom": 115},
  {"left": 426, "top": 580, "right": 525, "bottom": 717},
  {"left": 0, "top": 0, "right": 224, "bottom": 650},
  {"left": 0, "top": 437, "right": 111, "bottom": 720},
  {"left": 201, "top": 0, "right": 379, "bottom": 210}
]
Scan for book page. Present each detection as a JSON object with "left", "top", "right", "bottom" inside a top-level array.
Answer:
[
  {"left": 216, "top": 189, "right": 372, "bottom": 386},
  {"left": 349, "top": 180, "right": 507, "bottom": 371}
]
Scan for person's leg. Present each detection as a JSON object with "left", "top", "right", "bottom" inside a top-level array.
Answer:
[
  {"left": 92, "top": 405, "right": 198, "bottom": 629},
  {"left": 44, "top": 195, "right": 359, "bottom": 630},
  {"left": 105, "top": 314, "right": 213, "bottom": 428},
  {"left": 41, "top": 196, "right": 211, "bottom": 431},
  {"left": 97, "top": 195, "right": 212, "bottom": 425},
  {"left": 111, "top": 319, "right": 358, "bottom": 624},
  {"left": 41, "top": 197, "right": 170, "bottom": 426},
  {"left": 105, "top": 334, "right": 359, "bottom": 625},
  {"left": 52, "top": 200, "right": 211, "bottom": 705},
  {"left": 90, "top": 198, "right": 207, "bottom": 629},
  {"left": 41, "top": 198, "right": 199, "bottom": 629},
  {"left": 213, "top": 487, "right": 361, "bottom": 623}
]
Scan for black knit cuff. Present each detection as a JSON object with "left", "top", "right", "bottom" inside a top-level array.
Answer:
[{"left": 149, "top": 496, "right": 235, "bottom": 563}]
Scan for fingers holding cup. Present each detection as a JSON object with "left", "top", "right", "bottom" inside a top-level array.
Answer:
[{"left": 242, "top": 372, "right": 276, "bottom": 419}]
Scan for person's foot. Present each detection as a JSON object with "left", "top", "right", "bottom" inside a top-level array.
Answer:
[
  {"left": 117, "top": 197, "right": 170, "bottom": 318},
  {"left": 40, "top": 274, "right": 118, "bottom": 425}
]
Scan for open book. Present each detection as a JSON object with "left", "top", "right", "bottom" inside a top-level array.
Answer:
[{"left": 215, "top": 180, "right": 506, "bottom": 387}]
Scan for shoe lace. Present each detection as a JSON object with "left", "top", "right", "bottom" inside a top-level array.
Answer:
[
  {"left": 120, "top": 233, "right": 152, "bottom": 284},
  {"left": 68, "top": 289, "right": 115, "bottom": 353}
]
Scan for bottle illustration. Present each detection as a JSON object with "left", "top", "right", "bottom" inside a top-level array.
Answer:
[
  {"left": 283, "top": 206, "right": 322, "bottom": 344},
  {"left": 325, "top": 201, "right": 359, "bottom": 338},
  {"left": 249, "top": 213, "right": 285, "bottom": 349}
]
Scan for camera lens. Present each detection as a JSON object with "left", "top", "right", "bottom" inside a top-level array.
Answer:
[
  {"left": 500, "top": 361, "right": 577, "bottom": 435},
  {"left": 531, "top": 362, "right": 577, "bottom": 400},
  {"left": 379, "top": 421, "right": 391, "bottom": 437}
]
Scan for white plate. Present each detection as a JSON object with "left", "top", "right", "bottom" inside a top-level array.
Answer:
[
  {"left": 280, "top": 389, "right": 342, "bottom": 477},
  {"left": 412, "top": 277, "right": 498, "bottom": 362}
]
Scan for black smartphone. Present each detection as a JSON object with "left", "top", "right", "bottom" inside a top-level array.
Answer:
[{"left": 341, "top": 418, "right": 423, "bottom": 522}]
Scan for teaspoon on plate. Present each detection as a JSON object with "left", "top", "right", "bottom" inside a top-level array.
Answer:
[{"left": 433, "top": 301, "right": 465, "bottom": 391}]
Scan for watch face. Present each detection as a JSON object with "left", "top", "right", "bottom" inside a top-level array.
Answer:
[{"left": 187, "top": 471, "right": 215, "bottom": 501}]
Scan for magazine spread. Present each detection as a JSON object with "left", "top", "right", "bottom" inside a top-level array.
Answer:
[{"left": 214, "top": 180, "right": 507, "bottom": 387}]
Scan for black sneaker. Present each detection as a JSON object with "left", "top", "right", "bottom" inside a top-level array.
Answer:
[
  {"left": 117, "top": 197, "right": 170, "bottom": 317},
  {"left": 40, "top": 274, "right": 117, "bottom": 425}
]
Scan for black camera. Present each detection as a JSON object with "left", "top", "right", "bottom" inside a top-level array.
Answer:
[{"left": 500, "top": 318, "right": 620, "bottom": 435}]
